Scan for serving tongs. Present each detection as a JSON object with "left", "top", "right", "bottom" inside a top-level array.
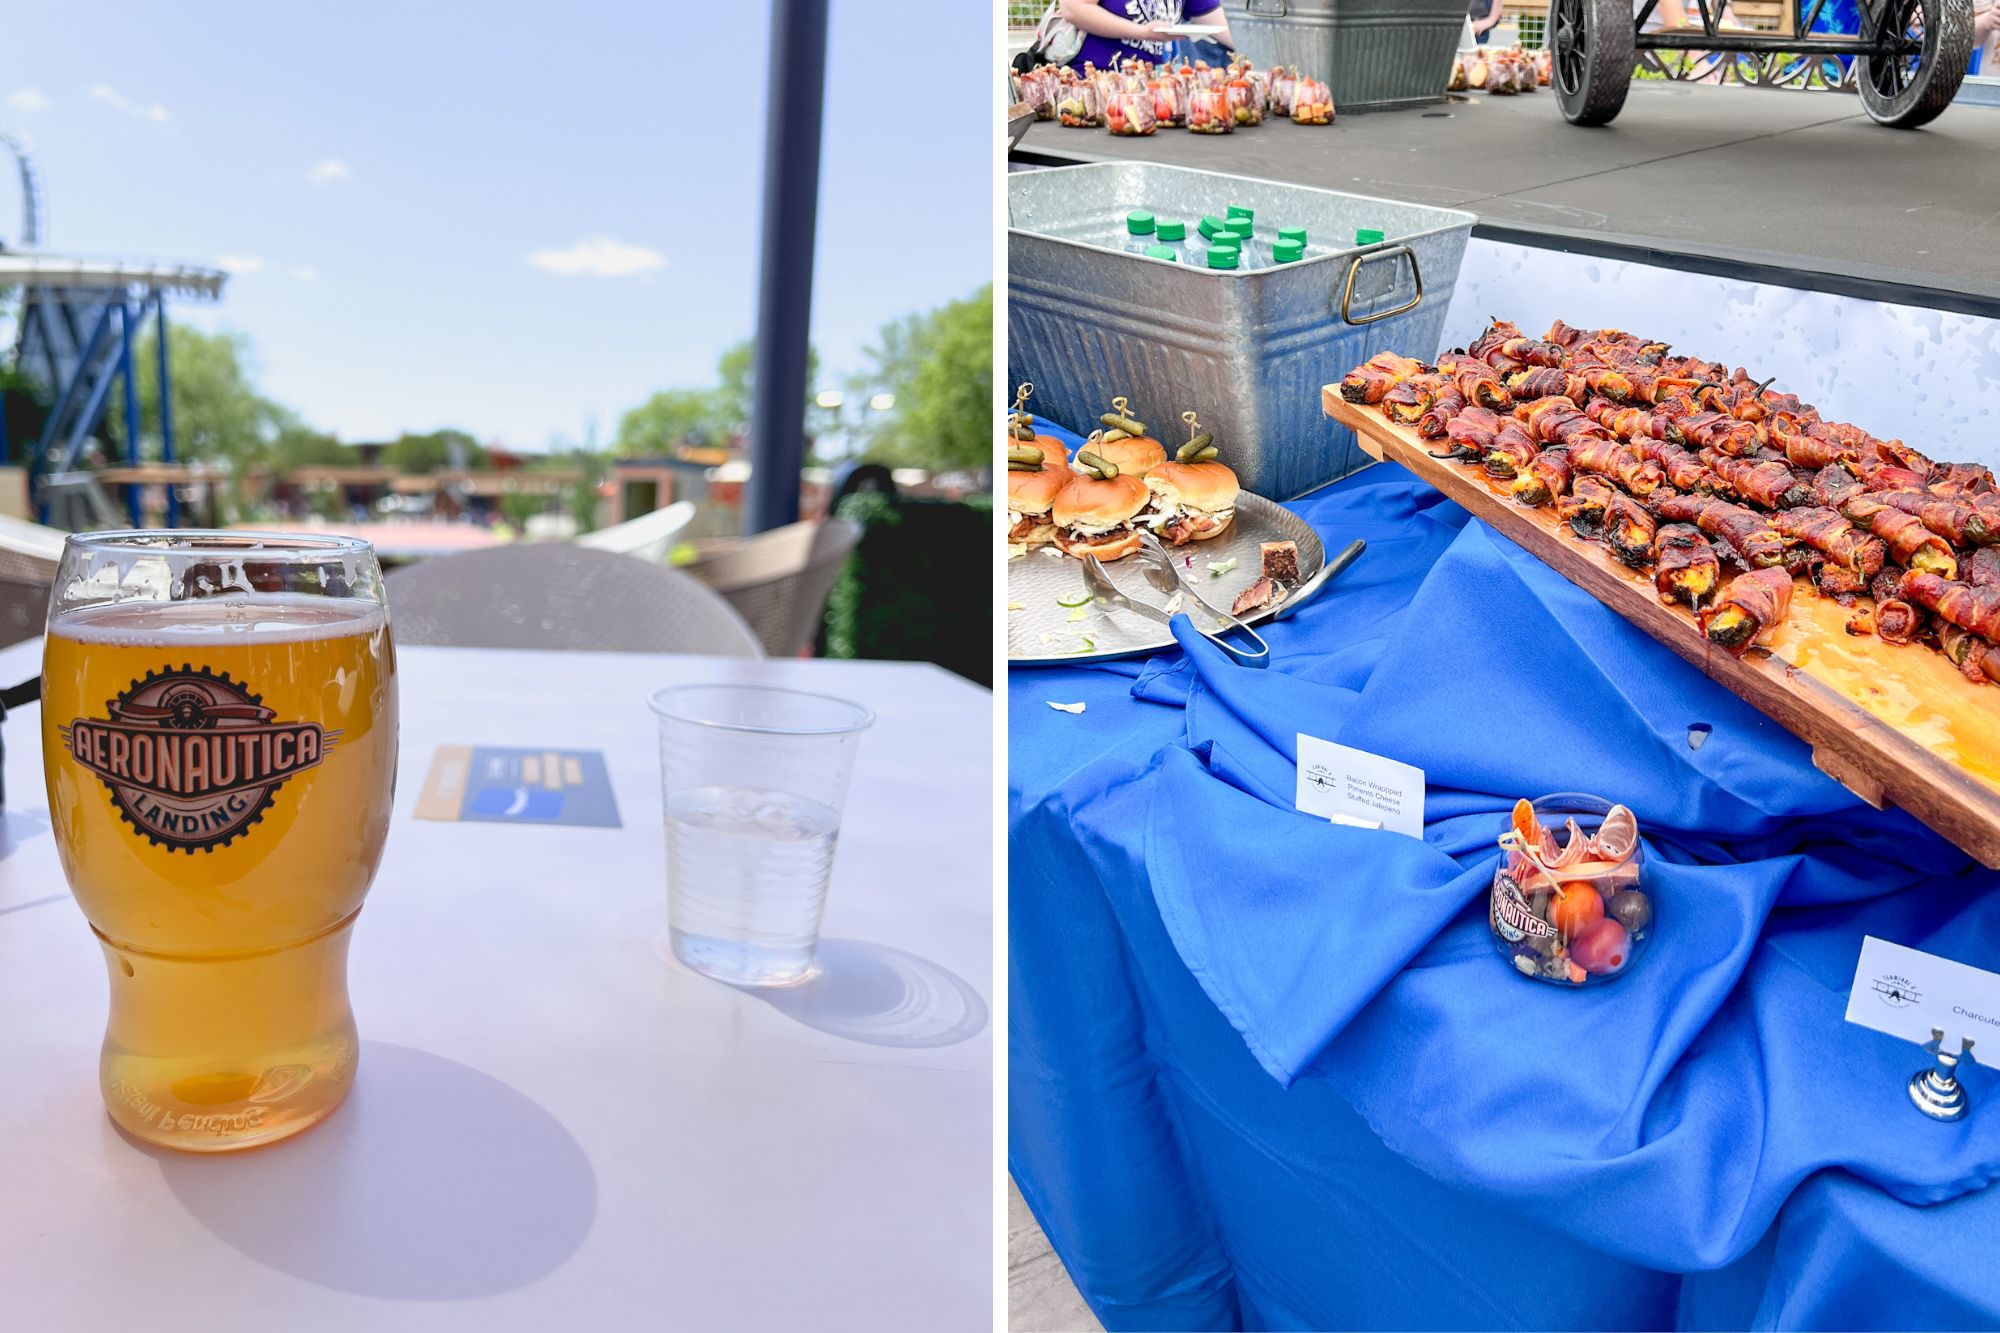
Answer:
[{"left": 1080, "top": 541, "right": 1272, "bottom": 667}]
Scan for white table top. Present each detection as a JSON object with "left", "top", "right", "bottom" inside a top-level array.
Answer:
[{"left": 0, "top": 641, "right": 993, "bottom": 1330}]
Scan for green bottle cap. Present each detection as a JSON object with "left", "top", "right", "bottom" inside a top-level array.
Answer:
[
  {"left": 1205, "top": 245, "right": 1240, "bottom": 270},
  {"left": 1273, "top": 240, "right": 1306, "bottom": 263},
  {"left": 1126, "top": 210, "right": 1156, "bottom": 236},
  {"left": 1155, "top": 218, "right": 1187, "bottom": 241},
  {"left": 1355, "top": 227, "right": 1385, "bottom": 245},
  {"left": 1144, "top": 244, "right": 1177, "bottom": 262},
  {"left": 1225, "top": 220, "right": 1254, "bottom": 243},
  {"left": 1198, "top": 215, "right": 1227, "bottom": 240},
  {"left": 1278, "top": 226, "right": 1308, "bottom": 245},
  {"left": 1226, "top": 205, "right": 1254, "bottom": 225}
]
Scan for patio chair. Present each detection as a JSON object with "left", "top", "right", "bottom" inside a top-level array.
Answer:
[
  {"left": 679, "top": 518, "right": 863, "bottom": 658},
  {"left": 573, "top": 501, "right": 696, "bottom": 565},
  {"left": 386, "top": 544, "right": 762, "bottom": 656},
  {"left": 0, "top": 514, "right": 68, "bottom": 649}
]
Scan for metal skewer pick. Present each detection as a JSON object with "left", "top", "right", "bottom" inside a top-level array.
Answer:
[{"left": 1910, "top": 1028, "right": 1977, "bottom": 1122}]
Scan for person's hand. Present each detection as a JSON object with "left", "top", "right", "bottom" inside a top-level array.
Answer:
[{"left": 1139, "top": 19, "right": 1180, "bottom": 37}]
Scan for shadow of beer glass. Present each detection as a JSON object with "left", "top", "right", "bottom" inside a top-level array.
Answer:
[
  {"left": 742, "top": 938, "right": 989, "bottom": 1049},
  {"left": 148, "top": 1041, "right": 597, "bottom": 1300}
]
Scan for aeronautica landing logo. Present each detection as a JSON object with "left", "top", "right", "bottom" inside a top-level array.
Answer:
[{"left": 60, "top": 666, "right": 337, "bottom": 852}]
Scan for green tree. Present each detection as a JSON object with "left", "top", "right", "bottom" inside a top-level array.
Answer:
[
  {"left": 850, "top": 285, "right": 992, "bottom": 473},
  {"left": 383, "top": 428, "right": 486, "bottom": 474},
  {"left": 267, "top": 423, "right": 352, "bottom": 471},
  {"left": 714, "top": 337, "right": 821, "bottom": 432},
  {"left": 110, "top": 326, "right": 284, "bottom": 474},
  {"left": 614, "top": 388, "right": 724, "bottom": 456}
]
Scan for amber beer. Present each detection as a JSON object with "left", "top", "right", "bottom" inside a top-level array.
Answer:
[{"left": 43, "top": 591, "right": 396, "bottom": 1151}]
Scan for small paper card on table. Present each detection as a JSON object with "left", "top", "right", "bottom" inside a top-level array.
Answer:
[
  {"left": 414, "top": 745, "right": 622, "bottom": 828},
  {"left": 1294, "top": 734, "right": 1425, "bottom": 840},
  {"left": 1845, "top": 934, "right": 2000, "bottom": 1047}
]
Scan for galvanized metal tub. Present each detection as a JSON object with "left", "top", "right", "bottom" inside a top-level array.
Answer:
[
  {"left": 1220, "top": 0, "right": 1465, "bottom": 114},
  {"left": 1008, "top": 163, "right": 1474, "bottom": 500}
]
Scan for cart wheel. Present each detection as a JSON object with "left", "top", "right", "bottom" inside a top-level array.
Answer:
[
  {"left": 1549, "top": 0, "right": 1635, "bottom": 126},
  {"left": 1859, "top": 0, "right": 1972, "bottom": 128}
]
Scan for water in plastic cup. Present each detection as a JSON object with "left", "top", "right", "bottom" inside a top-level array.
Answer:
[{"left": 649, "top": 685, "right": 873, "bottom": 987}]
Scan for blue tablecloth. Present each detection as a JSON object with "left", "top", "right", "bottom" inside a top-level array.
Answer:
[{"left": 1008, "top": 416, "right": 2000, "bottom": 1331}]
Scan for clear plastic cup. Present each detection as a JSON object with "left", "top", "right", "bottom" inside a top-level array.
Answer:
[{"left": 649, "top": 685, "right": 873, "bottom": 987}]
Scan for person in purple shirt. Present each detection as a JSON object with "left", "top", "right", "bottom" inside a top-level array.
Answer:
[{"left": 1058, "top": 0, "right": 1235, "bottom": 71}]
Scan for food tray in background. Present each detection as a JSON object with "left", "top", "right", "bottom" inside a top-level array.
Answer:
[
  {"left": 1323, "top": 391, "right": 2000, "bottom": 870},
  {"left": 1008, "top": 493, "right": 1327, "bottom": 665}
]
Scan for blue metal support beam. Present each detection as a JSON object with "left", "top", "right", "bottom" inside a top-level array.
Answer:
[
  {"left": 742, "top": 0, "right": 828, "bottom": 535},
  {"left": 119, "top": 300, "right": 141, "bottom": 525},
  {"left": 156, "top": 291, "right": 178, "bottom": 527},
  {"left": 38, "top": 298, "right": 116, "bottom": 481},
  {"left": 61, "top": 311, "right": 131, "bottom": 475}
]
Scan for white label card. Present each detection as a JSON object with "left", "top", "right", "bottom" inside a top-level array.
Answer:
[
  {"left": 1294, "top": 734, "right": 1425, "bottom": 841},
  {"left": 1845, "top": 935, "right": 2000, "bottom": 1048}
]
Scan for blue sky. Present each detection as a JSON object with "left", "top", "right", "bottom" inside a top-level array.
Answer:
[{"left": 1, "top": 1, "right": 993, "bottom": 450}]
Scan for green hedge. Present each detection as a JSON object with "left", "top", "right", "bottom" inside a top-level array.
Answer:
[{"left": 819, "top": 491, "right": 993, "bottom": 686}]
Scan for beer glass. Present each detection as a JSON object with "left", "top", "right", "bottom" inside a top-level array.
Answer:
[{"left": 41, "top": 532, "right": 397, "bottom": 1151}]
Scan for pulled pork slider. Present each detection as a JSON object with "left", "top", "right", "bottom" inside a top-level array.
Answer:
[
  {"left": 1093, "top": 432, "right": 1166, "bottom": 478},
  {"left": 1143, "top": 459, "right": 1240, "bottom": 545},
  {"left": 1007, "top": 464, "right": 1067, "bottom": 547},
  {"left": 1052, "top": 470, "right": 1150, "bottom": 561}
]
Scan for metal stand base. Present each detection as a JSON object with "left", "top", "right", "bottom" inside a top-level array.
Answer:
[
  {"left": 1910, "top": 1068, "right": 1970, "bottom": 1121},
  {"left": 1909, "top": 1028, "right": 1976, "bottom": 1122}
]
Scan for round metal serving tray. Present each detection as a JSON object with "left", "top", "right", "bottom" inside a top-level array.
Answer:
[{"left": 1007, "top": 492, "right": 1328, "bottom": 666}]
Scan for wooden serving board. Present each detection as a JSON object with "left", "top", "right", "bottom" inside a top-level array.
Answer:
[{"left": 1324, "top": 389, "right": 2000, "bottom": 869}]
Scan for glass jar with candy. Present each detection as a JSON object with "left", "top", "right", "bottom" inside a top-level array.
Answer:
[{"left": 1491, "top": 794, "right": 1654, "bottom": 986}]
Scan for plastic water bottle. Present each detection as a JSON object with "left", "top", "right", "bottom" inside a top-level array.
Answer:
[
  {"left": 1153, "top": 218, "right": 1189, "bottom": 263},
  {"left": 1272, "top": 239, "right": 1305, "bottom": 265},
  {"left": 1124, "top": 210, "right": 1157, "bottom": 253},
  {"left": 1144, "top": 244, "right": 1177, "bottom": 263},
  {"left": 1205, "top": 242, "right": 1240, "bottom": 271},
  {"left": 1278, "top": 225, "right": 1308, "bottom": 256},
  {"left": 1224, "top": 218, "right": 1260, "bottom": 269}
]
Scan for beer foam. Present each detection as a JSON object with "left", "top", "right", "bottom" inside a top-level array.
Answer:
[{"left": 51, "top": 593, "right": 388, "bottom": 645}]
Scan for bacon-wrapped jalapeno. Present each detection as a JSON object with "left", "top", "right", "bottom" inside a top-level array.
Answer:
[
  {"left": 1653, "top": 492, "right": 1792, "bottom": 568},
  {"left": 1873, "top": 599, "right": 1925, "bottom": 645},
  {"left": 1940, "top": 626, "right": 1995, "bottom": 685},
  {"left": 1770, "top": 506, "right": 1886, "bottom": 577},
  {"left": 1839, "top": 499, "right": 1958, "bottom": 578},
  {"left": 1809, "top": 464, "right": 1864, "bottom": 510},
  {"left": 1605, "top": 492, "right": 1658, "bottom": 568},
  {"left": 1929, "top": 461, "right": 1997, "bottom": 496},
  {"left": 1865, "top": 490, "right": 1994, "bottom": 548},
  {"left": 1415, "top": 385, "right": 1468, "bottom": 440},
  {"left": 1382, "top": 373, "right": 1444, "bottom": 425},
  {"left": 1434, "top": 405, "right": 1501, "bottom": 462},
  {"left": 1901, "top": 570, "right": 2000, "bottom": 644},
  {"left": 1483, "top": 423, "right": 1539, "bottom": 480},
  {"left": 1634, "top": 438, "right": 1719, "bottom": 494},
  {"left": 1703, "top": 451, "right": 1811, "bottom": 509},
  {"left": 1813, "top": 562, "right": 1869, "bottom": 601},
  {"left": 1514, "top": 447, "right": 1573, "bottom": 508},
  {"left": 1498, "top": 337, "right": 1567, "bottom": 368},
  {"left": 1670, "top": 411, "right": 1761, "bottom": 456},
  {"left": 1568, "top": 433, "right": 1665, "bottom": 496},
  {"left": 1506, "top": 367, "right": 1585, "bottom": 402},
  {"left": 1653, "top": 523, "right": 1719, "bottom": 610},
  {"left": 1558, "top": 475, "right": 1618, "bottom": 539},
  {"left": 1339, "top": 352, "right": 1428, "bottom": 405},
  {"left": 1701, "top": 567, "right": 1796, "bottom": 652}
]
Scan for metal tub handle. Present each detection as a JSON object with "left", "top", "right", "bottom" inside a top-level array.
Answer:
[
  {"left": 1247, "top": 0, "right": 1289, "bottom": 14},
  {"left": 1339, "top": 244, "right": 1424, "bottom": 326}
]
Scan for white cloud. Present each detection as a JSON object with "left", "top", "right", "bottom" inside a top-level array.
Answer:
[
  {"left": 306, "top": 159, "right": 350, "bottom": 187},
  {"left": 216, "top": 254, "right": 266, "bottom": 274},
  {"left": 6, "top": 88, "right": 49, "bottom": 113},
  {"left": 525, "top": 237, "right": 666, "bottom": 278},
  {"left": 290, "top": 263, "right": 321, "bottom": 283},
  {"left": 86, "top": 84, "right": 168, "bottom": 122}
]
